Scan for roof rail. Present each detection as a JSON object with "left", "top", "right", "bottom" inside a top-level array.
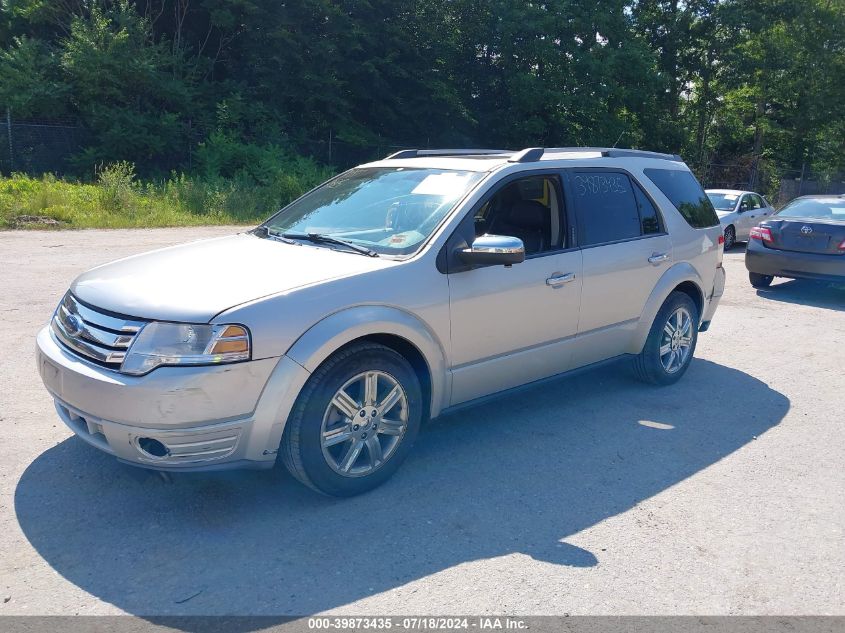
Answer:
[
  {"left": 540, "top": 147, "right": 683, "bottom": 162},
  {"left": 383, "top": 146, "right": 684, "bottom": 163},
  {"left": 604, "top": 149, "right": 683, "bottom": 161},
  {"left": 384, "top": 148, "right": 511, "bottom": 160}
]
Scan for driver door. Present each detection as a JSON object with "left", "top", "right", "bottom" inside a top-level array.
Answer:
[
  {"left": 445, "top": 172, "right": 583, "bottom": 406},
  {"left": 736, "top": 194, "right": 757, "bottom": 240}
]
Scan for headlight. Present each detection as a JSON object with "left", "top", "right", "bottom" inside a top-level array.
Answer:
[{"left": 121, "top": 322, "right": 250, "bottom": 375}]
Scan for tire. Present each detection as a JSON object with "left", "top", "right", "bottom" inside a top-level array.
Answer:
[
  {"left": 724, "top": 225, "right": 736, "bottom": 250},
  {"left": 749, "top": 272, "right": 774, "bottom": 288},
  {"left": 280, "top": 342, "right": 423, "bottom": 497},
  {"left": 633, "top": 291, "right": 699, "bottom": 386}
]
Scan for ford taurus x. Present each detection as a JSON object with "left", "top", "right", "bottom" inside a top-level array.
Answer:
[{"left": 37, "top": 147, "right": 726, "bottom": 496}]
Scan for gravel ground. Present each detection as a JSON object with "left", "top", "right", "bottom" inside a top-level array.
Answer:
[{"left": 0, "top": 227, "right": 842, "bottom": 617}]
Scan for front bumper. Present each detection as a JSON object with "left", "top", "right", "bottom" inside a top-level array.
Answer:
[
  {"left": 36, "top": 326, "right": 311, "bottom": 471},
  {"left": 746, "top": 242, "right": 845, "bottom": 282}
]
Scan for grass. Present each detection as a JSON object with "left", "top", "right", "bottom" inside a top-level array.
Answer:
[{"left": 0, "top": 161, "right": 333, "bottom": 230}]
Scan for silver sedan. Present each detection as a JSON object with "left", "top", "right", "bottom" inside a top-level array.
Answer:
[{"left": 706, "top": 189, "right": 775, "bottom": 250}]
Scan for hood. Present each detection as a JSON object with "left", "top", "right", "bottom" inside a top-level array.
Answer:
[{"left": 71, "top": 233, "right": 390, "bottom": 322}]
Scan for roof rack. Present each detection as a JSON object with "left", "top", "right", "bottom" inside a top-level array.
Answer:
[
  {"left": 384, "top": 148, "right": 512, "bottom": 159},
  {"left": 383, "top": 146, "right": 683, "bottom": 163},
  {"left": 511, "top": 147, "right": 683, "bottom": 163}
]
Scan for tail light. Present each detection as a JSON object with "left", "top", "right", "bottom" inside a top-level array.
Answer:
[
  {"left": 839, "top": 238, "right": 845, "bottom": 251},
  {"left": 718, "top": 235, "right": 725, "bottom": 246},
  {"left": 750, "top": 226, "right": 773, "bottom": 243}
]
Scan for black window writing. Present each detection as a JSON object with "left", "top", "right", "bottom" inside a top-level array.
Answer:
[
  {"left": 643, "top": 168, "right": 719, "bottom": 229},
  {"left": 572, "top": 172, "right": 641, "bottom": 245}
]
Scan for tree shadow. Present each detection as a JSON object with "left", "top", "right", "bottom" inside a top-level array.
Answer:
[
  {"left": 15, "top": 359, "right": 788, "bottom": 621},
  {"left": 756, "top": 279, "right": 845, "bottom": 312}
]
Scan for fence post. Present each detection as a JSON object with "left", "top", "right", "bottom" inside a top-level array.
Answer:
[
  {"left": 328, "top": 128, "right": 333, "bottom": 165},
  {"left": 798, "top": 161, "right": 806, "bottom": 197},
  {"left": 5, "top": 108, "right": 12, "bottom": 172}
]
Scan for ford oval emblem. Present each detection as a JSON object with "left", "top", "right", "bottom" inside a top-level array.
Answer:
[
  {"left": 801, "top": 225, "right": 813, "bottom": 235},
  {"left": 65, "top": 313, "right": 84, "bottom": 337}
]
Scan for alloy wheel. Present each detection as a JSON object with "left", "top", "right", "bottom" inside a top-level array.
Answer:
[
  {"left": 659, "top": 307, "right": 694, "bottom": 374},
  {"left": 320, "top": 370, "right": 409, "bottom": 477}
]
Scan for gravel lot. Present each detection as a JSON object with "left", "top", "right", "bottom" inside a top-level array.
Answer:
[{"left": 0, "top": 227, "right": 843, "bottom": 617}]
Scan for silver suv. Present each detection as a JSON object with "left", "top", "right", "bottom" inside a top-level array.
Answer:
[{"left": 36, "top": 147, "right": 726, "bottom": 496}]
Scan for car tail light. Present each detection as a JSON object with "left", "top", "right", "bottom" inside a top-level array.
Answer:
[
  {"left": 750, "top": 226, "right": 773, "bottom": 243},
  {"left": 839, "top": 238, "right": 845, "bottom": 251},
  {"left": 718, "top": 234, "right": 725, "bottom": 246}
]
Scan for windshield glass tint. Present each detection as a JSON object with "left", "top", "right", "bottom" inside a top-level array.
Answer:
[
  {"left": 707, "top": 192, "right": 740, "bottom": 210},
  {"left": 776, "top": 198, "right": 845, "bottom": 220},
  {"left": 263, "top": 167, "right": 484, "bottom": 255}
]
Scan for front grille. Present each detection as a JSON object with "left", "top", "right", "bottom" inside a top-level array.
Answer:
[{"left": 51, "top": 293, "right": 146, "bottom": 370}]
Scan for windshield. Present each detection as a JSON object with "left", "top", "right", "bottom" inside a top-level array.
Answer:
[
  {"left": 261, "top": 167, "right": 485, "bottom": 256},
  {"left": 707, "top": 192, "right": 740, "bottom": 211},
  {"left": 776, "top": 198, "right": 845, "bottom": 221}
]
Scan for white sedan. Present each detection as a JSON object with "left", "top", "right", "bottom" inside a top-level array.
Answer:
[{"left": 706, "top": 189, "right": 775, "bottom": 250}]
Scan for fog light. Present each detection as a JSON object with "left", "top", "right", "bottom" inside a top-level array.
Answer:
[{"left": 137, "top": 437, "right": 169, "bottom": 458}]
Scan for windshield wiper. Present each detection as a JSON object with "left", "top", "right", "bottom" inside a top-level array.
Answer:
[
  {"left": 282, "top": 232, "right": 379, "bottom": 257},
  {"left": 252, "top": 226, "right": 299, "bottom": 244}
]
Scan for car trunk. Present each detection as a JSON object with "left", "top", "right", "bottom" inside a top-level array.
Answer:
[{"left": 764, "top": 219, "right": 845, "bottom": 255}]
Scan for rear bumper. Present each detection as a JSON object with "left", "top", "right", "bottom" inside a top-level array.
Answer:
[
  {"left": 700, "top": 265, "right": 726, "bottom": 327},
  {"left": 746, "top": 242, "right": 845, "bottom": 282},
  {"left": 36, "top": 326, "right": 311, "bottom": 471}
]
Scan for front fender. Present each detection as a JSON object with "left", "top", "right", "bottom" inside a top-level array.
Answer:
[
  {"left": 628, "top": 262, "right": 705, "bottom": 355},
  {"left": 285, "top": 305, "right": 450, "bottom": 417}
]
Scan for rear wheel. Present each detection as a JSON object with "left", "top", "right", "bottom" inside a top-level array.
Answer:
[
  {"left": 281, "top": 342, "right": 423, "bottom": 497},
  {"left": 633, "top": 291, "right": 699, "bottom": 386},
  {"left": 749, "top": 272, "right": 774, "bottom": 288},
  {"left": 724, "top": 225, "right": 736, "bottom": 250}
]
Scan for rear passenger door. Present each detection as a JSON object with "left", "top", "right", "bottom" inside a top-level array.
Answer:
[{"left": 564, "top": 169, "right": 673, "bottom": 367}]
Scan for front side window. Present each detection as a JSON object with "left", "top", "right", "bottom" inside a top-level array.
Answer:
[
  {"left": 262, "top": 167, "right": 485, "bottom": 256},
  {"left": 741, "top": 194, "right": 761, "bottom": 211},
  {"left": 571, "top": 171, "right": 642, "bottom": 245},
  {"left": 473, "top": 175, "right": 564, "bottom": 255},
  {"left": 644, "top": 168, "right": 719, "bottom": 229}
]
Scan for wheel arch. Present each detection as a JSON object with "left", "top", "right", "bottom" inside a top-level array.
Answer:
[
  {"left": 285, "top": 305, "right": 449, "bottom": 418},
  {"left": 629, "top": 263, "right": 705, "bottom": 354}
]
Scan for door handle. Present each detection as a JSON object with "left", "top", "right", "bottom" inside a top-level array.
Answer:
[
  {"left": 546, "top": 272, "right": 576, "bottom": 287},
  {"left": 648, "top": 252, "right": 670, "bottom": 265}
]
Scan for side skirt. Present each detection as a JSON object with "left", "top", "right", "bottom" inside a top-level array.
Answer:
[{"left": 435, "top": 354, "right": 632, "bottom": 419}]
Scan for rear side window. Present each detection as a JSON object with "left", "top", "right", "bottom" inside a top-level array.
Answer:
[
  {"left": 633, "top": 185, "right": 662, "bottom": 234},
  {"left": 571, "top": 171, "right": 641, "bottom": 245},
  {"left": 643, "top": 168, "right": 719, "bottom": 229}
]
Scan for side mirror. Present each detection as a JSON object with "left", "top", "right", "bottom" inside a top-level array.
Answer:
[{"left": 458, "top": 234, "right": 526, "bottom": 267}]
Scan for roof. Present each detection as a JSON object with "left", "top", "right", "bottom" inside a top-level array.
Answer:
[{"left": 361, "top": 146, "right": 686, "bottom": 172}]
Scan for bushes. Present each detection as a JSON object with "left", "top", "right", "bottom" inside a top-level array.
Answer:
[{"left": 0, "top": 153, "right": 333, "bottom": 229}]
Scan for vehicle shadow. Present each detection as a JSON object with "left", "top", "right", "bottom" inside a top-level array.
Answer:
[
  {"left": 15, "top": 359, "right": 788, "bottom": 620},
  {"left": 756, "top": 279, "right": 845, "bottom": 311}
]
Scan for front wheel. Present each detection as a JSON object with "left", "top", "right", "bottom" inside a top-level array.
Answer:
[
  {"left": 280, "top": 342, "right": 423, "bottom": 497},
  {"left": 749, "top": 272, "right": 774, "bottom": 288},
  {"left": 633, "top": 291, "right": 699, "bottom": 386}
]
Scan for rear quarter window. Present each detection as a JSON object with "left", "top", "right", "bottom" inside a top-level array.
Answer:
[{"left": 643, "top": 168, "right": 719, "bottom": 229}]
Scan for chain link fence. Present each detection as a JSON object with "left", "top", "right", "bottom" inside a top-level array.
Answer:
[
  {"left": 0, "top": 111, "right": 420, "bottom": 177},
  {"left": 0, "top": 113, "right": 90, "bottom": 176},
  {"left": 3, "top": 111, "right": 843, "bottom": 207},
  {"left": 697, "top": 159, "right": 845, "bottom": 206}
]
